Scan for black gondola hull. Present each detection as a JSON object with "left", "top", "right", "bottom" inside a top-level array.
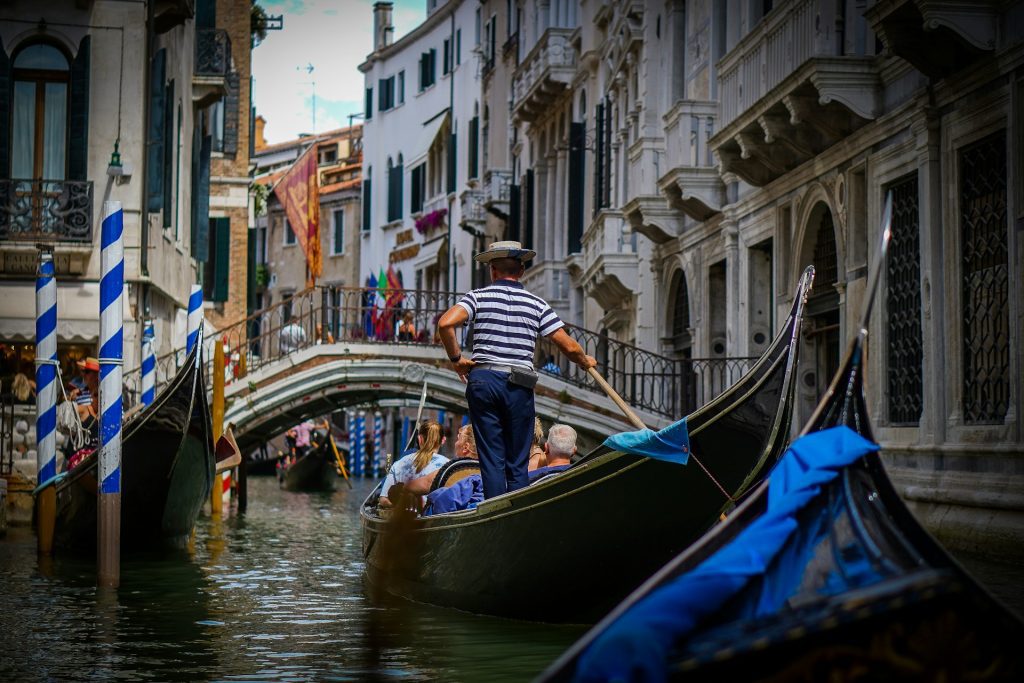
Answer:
[
  {"left": 51, "top": 349, "right": 214, "bottom": 552},
  {"left": 281, "top": 446, "right": 338, "bottom": 492}
]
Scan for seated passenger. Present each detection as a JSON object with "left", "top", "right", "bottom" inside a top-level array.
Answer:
[
  {"left": 378, "top": 420, "right": 448, "bottom": 508},
  {"left": 528, "top": 417, "right": 546, "bottom": 471},
  {"left": 423, "top": 473, "right": 484, "bottom": 516},
  {"left": 406, "top": 423, "right": 477, "bottom": 494},
  {"left": 528, "top": 424, "right": 577, "bottom": 482}
]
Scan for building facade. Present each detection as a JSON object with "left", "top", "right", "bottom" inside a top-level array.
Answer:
[
  {"left": 0, "top": 0, "right": 237, "bottom": 392},
  {"left": 252, "top": 125, "right": 362, "bottom": 313},
  {"left": 474, "top": 0, "right": 1023, "bottom": 557},
  {"left": 359, "top": 0, "right": 488, "bottom": 295}
]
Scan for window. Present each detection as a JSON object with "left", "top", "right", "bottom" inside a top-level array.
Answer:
[
  {"left": 468, "top": 114, "right": 479, "bottom": 179},
  {"left": 487, "top": 17, "right": 497, "bottom": 63},
  {"left": 456, "top": 29, "right": 461, "bottom": 65},
  {"left": 387, "top": 155, "right": 403, "bottom": 222},
  {"left": 443, "top": 38, "right": 451, "bottom": 75},
  {"left": 11, "top": 42, "right": 69, "bottom": 180},
  {"left": 365, "top": 86, "right": 373, "bottom": 119},
  {"left": 319, "top": 145, "right": 337, "bottom": 165},
  {"left": 378, "top": 76, "right": 395, "bottom": 111},
  {"left": 886, "top": 173, "right": 923, "bottom": 425},
  {"left": 202, "top": 217, "right": 230, "bottom": 302},
  {"left": 361, "top": 166, "right": 372, "bottom": 232},
  {"left": 397, "top": 70, "right": 405, "bottom": 104},
  {"left": 332, "top": 209, "right": 344, "bottom": 255},
  {"left": 475, "top": 8, "right": 481, "bottom": 45},
  {"left": 410, "top": 163, "right": 426, "bottom": 213},
  {"left": 419, "top": 49, "right": 437, "bottom": 90},
  {"left": 284, "top": 217, "right": 296, "bottom": 245}
]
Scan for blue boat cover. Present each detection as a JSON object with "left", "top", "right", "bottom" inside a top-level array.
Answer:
[
  {"left": 424, "top": 474, "right": 484, "bottom": 515},
  {"left": 574, "top": 426, "right": 879, "bottom": 683},
  {"left": 602, "top": 418, "right": 690, "bottom": 466}
]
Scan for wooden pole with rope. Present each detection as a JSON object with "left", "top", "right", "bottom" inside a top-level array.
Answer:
[
  {"left": 324, "top": 421, "right": 352, "bottom": 488},
  {"left": 210, "top": 341, "right": 225, "bottom": 516}
]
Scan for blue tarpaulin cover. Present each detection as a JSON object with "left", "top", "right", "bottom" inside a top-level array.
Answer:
[
  {"left": 603, "top": 418, "right": 690, "bottom": 466},
  {"left": 574, "top": 426, "right": 879, "bottom": 683}
]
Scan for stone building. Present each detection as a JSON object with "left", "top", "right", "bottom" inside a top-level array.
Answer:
[
  {"left": 482, "top": 0, "right": 1022, "bottom": 557},
  {"left": 0, "top": 0, "right": 235, "bottom": 389},
  {"left": 359, "top": 0, "right": 486, "bottom": 294},
  {"left": 251, "top": 125, "right": 363, "bottom": 312}
]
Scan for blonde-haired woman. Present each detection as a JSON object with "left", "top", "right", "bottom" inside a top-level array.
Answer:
[{"left": 378, "top": 420, "right": 448, "bottom": 507}]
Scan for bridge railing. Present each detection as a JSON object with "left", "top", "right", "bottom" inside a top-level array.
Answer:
[{"left": 123, "top": 286, "right": 755, "bottom": 421}]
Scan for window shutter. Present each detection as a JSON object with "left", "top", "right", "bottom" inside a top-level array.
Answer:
[
  {"left": 443, "top": 39, "right": 450, "bottom": 75},
  {"left": 378, "top": 79, "right": 386, "bottom": 110},
  {"left": 196, "top": 0, "right": 216, "bottom": 28},
  {"left": 602, "top": 99, "right": 611, "bottom": 208},
  {"left": 447, "top": 131, "right": 457, "bottom": 194},
  {"left": 246, "top": 227, "right": 256, "bottom": 315},
  {"left": 213, "top": 217, "right": 230, "bottom": 301},
  {"left": 362, "top": 178, "right": 371, "bottom": 231},
  {"left": 0, "top": 38, "right": 10, "bottom": 176},
  {"left": 468, "top": 116, "right": 479, "bottom": 178},
  {"left": 429, "top": 49, "right": 437, "bottom": 86},
  {"left": 508, "top": 183, "right": 520, "bottom": 240},
  {"left": 333, "top": 209, "right": 344, "bottom": 254},
  {"left": 568, "top": 122, "right": 585, "bottom": 253},
  {"left": 522, "top": 170, "right": 534, "bottom": 250},
  {"left": 222, "top": 71, "right": 239, "bottom": 155},
  {"left": 593, "top": 101, "right": 604, "bottom": 216},
  {"left": 162, "top": 81, "right": 175, "bottom": 225},
  {"left": 365, "top": 87, "right": 372, "bottom": 119},
  {"left": 66, "top": 36, "right": 91, "bottom": 181},
  {"left": 146, "top": 49, "right": 167, "bottom": 213},
  {"left": 192, "top": 133, "right": 212, "bottom": 261}
]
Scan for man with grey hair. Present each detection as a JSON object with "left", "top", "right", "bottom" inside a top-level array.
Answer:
[{"left": 529, "top": 424, "right": 577, "bottom": 483}]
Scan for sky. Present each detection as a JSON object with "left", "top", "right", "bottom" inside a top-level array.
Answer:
[{"left": 252, "top": 0, "right": 426, "bottom": 145}]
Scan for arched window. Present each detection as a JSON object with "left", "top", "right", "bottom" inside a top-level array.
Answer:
[
  {"left": 669, "top": 270, "right": 692, "bottom": 356},
  {"left": 578, "top": 90, "right": 587, "bottom": 122},
  {"left": 11, "top": 42, "right": 70, "bottom": 179}
]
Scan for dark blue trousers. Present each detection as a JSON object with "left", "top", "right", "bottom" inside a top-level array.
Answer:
[{"left": 466, "top": 368, "right": 535, "bottom": 498}]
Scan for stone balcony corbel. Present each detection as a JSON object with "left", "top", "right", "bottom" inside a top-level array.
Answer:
[
  {"left": 579, "top": 210, "right": 639, "bottom": 312},
  {"left": 622, "top": 195, "right": 681, "bottom": 245},
  {"left": 865, "top": 0, "right": 998, "bottom": 79}
]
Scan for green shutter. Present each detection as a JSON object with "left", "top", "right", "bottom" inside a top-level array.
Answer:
[
  {"left": 468, "top": 116, "right": 479, "bottom": 179},
  {"left": 196, "top": 0, "right": 216, "bottom": 28},
  {"left": 365, "top": 87, "right": 372, "bottom": 118},
  {"left": 68, "top": 36, "right": 90, "bottom": 181},
  {"left": 162, "top": 80, "right": 175, "bottom": 224},
  {"left": 568, "top": 122, "right": 585, "bottom": 254},
  {"left": 362, "top": 178, "right": 371, "bottom": 231},
  {"left": 247, "top": 226, "right": 257, "bottom": 314},
  {"left": 213, "top": 217, "right": 230, "bottom": 301},
  {"left": 192, "top": 133, "right": 211, "bottom": 261},
  {"left": 447, "top": 131, "right": 457, "bottom": 194},
  {"left": 146, "top": 49, "right": 166, "bottom": 212},
  {"left": 222, "top": 72, "right": 239, "bottom": 155}
]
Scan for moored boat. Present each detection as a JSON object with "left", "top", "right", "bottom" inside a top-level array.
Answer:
[
  {"left": 359, "top": 268, "right": 815, "bottom": 623},
  {"left": 279, "top": 432, "right": 339, "bottom": 492},
  {"left": 43, "top": 333, "right": 215, "bottom": 552}
]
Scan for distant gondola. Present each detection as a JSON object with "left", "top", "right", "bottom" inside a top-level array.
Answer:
[
  {"left": 278, "top": 431, "right": 340, "bottom": 492},
  {"left": 42, "top": 331, "right": 215, "bottom": 552},
  {"left": 539, "top": 203, "right": 1024, "bottom": 681},
  {"left": 359, "top": 268, "right": 816, "bottom": 623}
]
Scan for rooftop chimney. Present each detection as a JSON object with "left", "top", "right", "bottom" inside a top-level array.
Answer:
[
  {"left": 254, "top": 115, "right": 267, "bottom": 151},
  {"left": 373, "top": 2, "right": 394, "bottom": 51}
]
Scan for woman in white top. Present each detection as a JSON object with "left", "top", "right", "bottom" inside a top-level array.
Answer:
[{"left": 379, "top": 420, "right": 449, "bottom": 507}]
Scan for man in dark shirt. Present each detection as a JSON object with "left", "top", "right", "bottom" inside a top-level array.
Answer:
[{"left": 437, "top": 241, "right": 596, "bottom": 498}]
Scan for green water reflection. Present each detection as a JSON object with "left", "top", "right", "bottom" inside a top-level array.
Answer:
[{"left": 0, "top": 477, "right": 584, "bottom": 682}]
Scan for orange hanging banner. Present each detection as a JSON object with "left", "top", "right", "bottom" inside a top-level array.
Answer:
[{"left": 273, "top": 146, "right": 322, "bottom": 286}]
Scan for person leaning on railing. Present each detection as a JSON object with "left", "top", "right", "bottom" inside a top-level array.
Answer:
[{"left": 437, "top": 240, "right": 597, "bottom": 500}]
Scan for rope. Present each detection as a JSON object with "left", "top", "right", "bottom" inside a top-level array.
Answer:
[
  {"left": 53, "top": 363, "right": 88, "bottom": 452},
  {"left": 688, "top": 451, "right": 737, "bottom": 504}
]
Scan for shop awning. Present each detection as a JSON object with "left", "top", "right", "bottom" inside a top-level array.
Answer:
[
  {"left": 406, "top": 109, "right": 450, "bottom": 168},
  {"left": 414, "top": 236, "right": 447, "bottom": 271},
  {"left": 0, "top": 282, "right": 104, "bottom": 343}
]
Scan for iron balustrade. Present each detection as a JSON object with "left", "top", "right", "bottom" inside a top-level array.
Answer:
[
  {"left": 0, "top": 179, "right": 93, "bottom": 243},
  {"left": 195, "top": 28, "right": 231, "bottom": 77},
  {"left": 122, "top": 286, "right": 755, "bottom": 421}
]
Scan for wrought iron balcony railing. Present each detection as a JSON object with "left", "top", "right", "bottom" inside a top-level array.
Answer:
[
  {"left": 0, "top": 179, "right": 93, "bottom": 243},
  {"left": 195, "top": 28, "right": 231, "bottom": 77}
]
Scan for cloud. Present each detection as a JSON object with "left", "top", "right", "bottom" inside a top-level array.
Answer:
[{"left": 254, "top": 0, "right": 425, "bottom": 143}]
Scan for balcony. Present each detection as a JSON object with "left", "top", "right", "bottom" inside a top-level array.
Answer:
[
  {"left": 658, "top": 100, "right": 724, "bottom": 223},
  {"left": 483, "top": 169, "right": 512, "bottom": 218},
  {"left": 153, "top": 0, "right": 195, "bottom": 34},
  {"left": 193, "top": 28, "right": 231, "bottom": 107},
  {"left": 580, "top": 210, "right": 638, "bottom": 311},
  {"left": 512, "top": 28, "right": 576, "bottom": 124},
  {"left": 710, "top": 0, "right": 880, "bottom": 187},
  {"left": 0, "top": 179, "right": 93, "bottom": 244},
  {"left": 866, "top": 0, "right": 998, "bottom": 79},
  {"left": 459, "top": 189, "right": 486, "bottom": 225}
]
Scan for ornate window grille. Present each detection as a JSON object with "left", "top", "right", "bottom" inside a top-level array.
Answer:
[
  {"left": 886, "top": 173, "right": 923, "bottom": 425},
  {"left": 959, "top": 131, "right": 1009, "bottom": 425}
]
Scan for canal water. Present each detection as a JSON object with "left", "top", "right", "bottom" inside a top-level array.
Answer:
[{"left": 0, "top": 477, "right": 584, "bottom": 682}]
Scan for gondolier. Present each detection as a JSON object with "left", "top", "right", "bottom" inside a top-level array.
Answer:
[{"left": 437, "top": 241, "right": 597, "bottom": 499}]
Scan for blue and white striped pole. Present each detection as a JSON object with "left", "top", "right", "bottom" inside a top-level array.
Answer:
[
  {"left": 187, "top": 284, "right": 202, "bottom": 355},
  {"left": 355, "top": 411, "right": 366, "bottom": 478},
  {"left": 98, "top": 201, "right": 124, "bottom": 588},
  {"left": 141, "top": 320, "right": 156, "bottom": 407},
  {"left": 347, "top": 410, "right": 357, "bottom": 479},
  {"left": 35, "top": 250, "right": 58, "bottom": 555},
  {"left": 373, "top": 412, "right": 383, "bottom": 478}
]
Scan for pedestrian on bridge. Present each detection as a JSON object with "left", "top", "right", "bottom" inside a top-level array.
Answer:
[{"left": 437, "top": 241, "right": 596, "bottom": 499}]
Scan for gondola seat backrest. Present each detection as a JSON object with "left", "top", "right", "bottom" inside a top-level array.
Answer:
[{"left": 430, "top": 458, "right": 481, "bottom": 492}]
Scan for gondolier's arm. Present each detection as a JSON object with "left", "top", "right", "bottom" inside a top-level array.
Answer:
[{"left": 438, "top": 305, "right": 476, "bottom": 382}]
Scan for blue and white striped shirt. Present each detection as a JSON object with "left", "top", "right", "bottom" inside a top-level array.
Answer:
[{"left": 457, "top": 280, "right": 563, "bottom": 368}]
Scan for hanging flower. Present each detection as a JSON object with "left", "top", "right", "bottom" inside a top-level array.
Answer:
[{"left": 414, "top": 208, "right": 448, "bottom": 235}]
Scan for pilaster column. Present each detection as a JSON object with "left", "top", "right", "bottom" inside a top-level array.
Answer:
[
  {"left": 722, "top": 216, "right": 740, "bottom": 356},
  {"left": 555, "top": 144, "right": 568, "bottom": 260}
]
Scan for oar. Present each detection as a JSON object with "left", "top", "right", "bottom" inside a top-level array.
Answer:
[
  {"left": 326, "top": 426, "right": 353, "bottom": 489},
  {"left": 404, "top": 378, "right": 429, "bottom": 452},
  {"left": 587, "top": 367, "right": 646, "bottom": 430}
]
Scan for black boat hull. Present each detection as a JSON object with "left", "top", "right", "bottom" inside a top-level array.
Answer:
[
  {"left": 361, "top": 269, "right": 815, "bottom": 623},
  {"left": 52, "top": 347, "right": 214, "bottom": 552},
  {"left": 281, "top": 446, "right": 338, "bottom": 492}
]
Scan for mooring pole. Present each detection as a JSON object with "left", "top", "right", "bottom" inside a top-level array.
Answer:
[
  {"left": 187, "top": 285, "right": 202, "bottom": 355},
  {"left": 34, "top": 249, "right": 57, "bottom": 555},
  {"left": 98, "top": 201, "right": 124, "bottom": 588},
  {"left": 141, "top": 320, "right": 155, "bottom": 406},
  {"left": 211, "top": 340, "right": 225, "bottom": 516},
  {"left": 373, "top": 411, "right": 383, "bottom": 478}
]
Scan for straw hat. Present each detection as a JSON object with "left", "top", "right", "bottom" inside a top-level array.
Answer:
[
  {"left": 473, "top": 240, "right": 537, "bottom": 264},
  {"left": 77, "top": 357, "right": 100, "bottom": 372}
]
